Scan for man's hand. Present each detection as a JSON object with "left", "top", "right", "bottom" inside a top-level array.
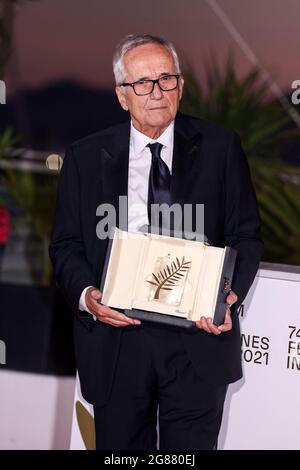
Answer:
[
  {"left": 195, "top": 291, "right": 238, "bottom": 335},
  {"left": 85, "top": 287, "right": 141, "bottom": 327}
]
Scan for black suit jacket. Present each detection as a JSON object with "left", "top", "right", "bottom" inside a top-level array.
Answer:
[{"left": 49, "top": 113, "right": 263, "bottom": 405}]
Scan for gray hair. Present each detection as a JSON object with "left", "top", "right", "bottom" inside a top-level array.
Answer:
[{"left": 113, "top": 34, "right": 181, "bottom": 85}]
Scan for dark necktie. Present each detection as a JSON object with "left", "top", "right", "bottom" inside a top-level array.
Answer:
[{"left": 147, "top": 142, "right": 171, "bottom": 228}]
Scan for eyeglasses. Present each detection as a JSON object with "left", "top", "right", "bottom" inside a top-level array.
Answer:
[{"left": 120, "top": 74, "right": 180, "bottom": 96}]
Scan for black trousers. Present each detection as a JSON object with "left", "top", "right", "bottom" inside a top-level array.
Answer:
[{"left": 94, "top": 324, "right": 227, "bottom": 450}]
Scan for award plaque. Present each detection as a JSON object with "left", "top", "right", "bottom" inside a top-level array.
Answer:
[{"left": 99, "top": 228, "right": 237, "bottom": 329}]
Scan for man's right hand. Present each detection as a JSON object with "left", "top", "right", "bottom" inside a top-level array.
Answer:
[{"left": 85, "top": 287, "right": 141, "bottom": 328}]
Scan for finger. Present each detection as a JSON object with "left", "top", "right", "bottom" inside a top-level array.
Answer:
[
  {"left": 98, "top": 313, "right": 134, "bottom": 325},
  {"left": 217, "top": 308, "right": 232, "bottom": 332},
  {"left": 99, "top": 317, "right": 141, "bottom": 327},
  {"left": 206, "top": 318, "right": 222, "bottom": 335},
  {"left": 98, "top": 305, "right": 137, "bottom": 323},
  {"left": 224, "top": 307, "right": 232, "bottom": 323},
  {"left": 99, "top": 305, "right": 141, "bottom": 325},
  {"left": 99, "top": 317, "right": 133, "bottom": 327},
  {"left": 86, "top": 299, "right": 133, "bottom": 323},
  {"left": 226, "top": 291, "right": 238, "bottom": 306},
  {"left": 100, "top": 318, "right": 131, "bottom": 327},
  {"left": 218, "top": 323, "right": 232, "bottom": 332},
  {"left": 196, "top": 316, "right": 218, "bottom": 334},
  {"left": 196, "top": 317, "right": 211, "bottom": 333}
]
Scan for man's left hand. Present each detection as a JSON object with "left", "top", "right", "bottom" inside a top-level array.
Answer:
[{"left": 195, "top": 290, "right": 238, "bottom": 335}]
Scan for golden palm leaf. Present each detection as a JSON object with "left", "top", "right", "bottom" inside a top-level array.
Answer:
[{"left": 147, "top": 256, "right": 191, "bottom": 300}]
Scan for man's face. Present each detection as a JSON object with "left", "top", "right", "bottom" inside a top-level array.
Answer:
[{"left": 115, "top": 43, "right": 184, "bottom": 138}]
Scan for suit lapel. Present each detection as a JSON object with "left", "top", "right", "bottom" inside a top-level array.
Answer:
[
  {"left": 171, "top": 114, "right": 203, "bottom": 204},
  {"left": 99, "top": 121, "right": 130, "bottom": 231},
  {"left": 92, "top": 121, "right": 130, "bottom": 282}
]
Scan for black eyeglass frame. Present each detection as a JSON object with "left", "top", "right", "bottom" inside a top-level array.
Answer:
[{"left": 120, "top": 74, "right": 181, "bottom": 96}]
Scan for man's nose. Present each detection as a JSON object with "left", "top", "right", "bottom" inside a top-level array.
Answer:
[{"left": 150, "top": 82, "right": 164, "bottom": 99}]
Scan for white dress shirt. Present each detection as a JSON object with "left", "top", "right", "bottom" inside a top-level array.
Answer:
[{"left": 79, "top": 120, "right": 174, "bottom": 313}]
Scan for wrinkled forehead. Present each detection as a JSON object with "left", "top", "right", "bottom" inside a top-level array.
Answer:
[{"left": 123, "top": 44, "right": 176, "bottom": 80}]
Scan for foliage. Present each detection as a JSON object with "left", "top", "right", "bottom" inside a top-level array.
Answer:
[
  {"left": 0, "top": 127, "right": 18, "bottom": 208},
  {"left": 0, "top": 128, "right": 58, "bottom": 285},
  {"left": 4, "top": 168, "right": 58, "bottom": 284},
  {"left": 0, "top": 127, "right": 17, "bottom": 156},
  {"left": 250, "top": 160, "right": 300, "bottom": 264},
  {"left": 180, "top": 56, "right": 300, "bottom": 265},
  {"left": 181, "top": 55, "right": 289, "bottom": 158}
]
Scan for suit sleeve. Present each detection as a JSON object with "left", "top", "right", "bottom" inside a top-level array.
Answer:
[
  {"left": 224, "top": 132, "right": 263, "bottom": 308},
  {"left": 49, "top": 145, "right": 97, "bottom": 312}
]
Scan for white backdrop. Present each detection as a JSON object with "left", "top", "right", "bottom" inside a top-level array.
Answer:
[
  {"left": 220, "top": 263, "right": 300, "bottom": 450},
  {"left": 70, "top": 264, "right": 300, "bottom": 450}
]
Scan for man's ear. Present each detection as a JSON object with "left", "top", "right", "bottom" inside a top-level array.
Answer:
[
  {"left": 178, "top": 76, "right": 184, "bottom": 101},
  {"left": 115, "top": 86, "right": 129, "bottom": 111}
]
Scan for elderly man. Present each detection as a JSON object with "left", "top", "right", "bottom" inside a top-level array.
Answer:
[{"left": 49, "top": 34, "right": 262, "bottom": 450}]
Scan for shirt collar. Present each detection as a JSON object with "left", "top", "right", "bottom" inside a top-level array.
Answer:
[{"left": 130, "top": 121, "right": 174, "bottom": 157}]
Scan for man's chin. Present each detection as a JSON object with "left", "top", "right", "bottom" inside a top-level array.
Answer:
[{"left": 146, "top": 110, "right": 173, "bottom": 127}]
